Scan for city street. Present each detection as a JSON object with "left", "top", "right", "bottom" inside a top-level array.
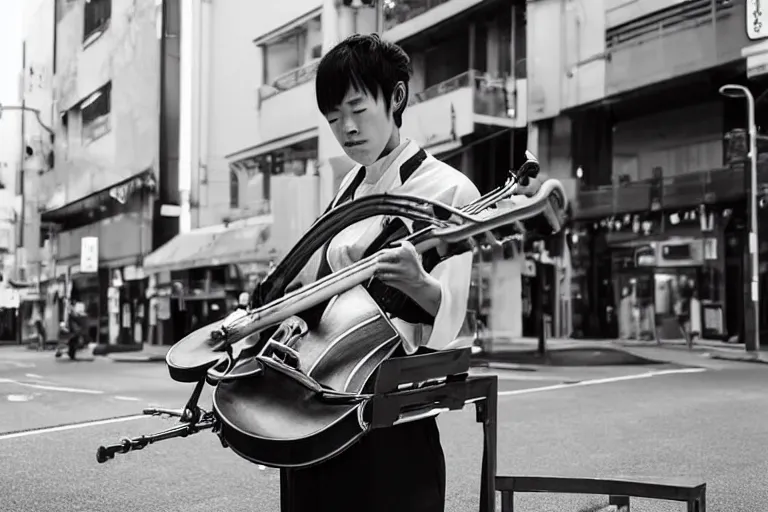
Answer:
[{"left": 1, "top": 346, "right": 767, "bottom": 511}]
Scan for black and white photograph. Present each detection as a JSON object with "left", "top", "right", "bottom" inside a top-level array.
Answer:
[{"left": 0, "top": 0, "right": 767, "bottom": 510}]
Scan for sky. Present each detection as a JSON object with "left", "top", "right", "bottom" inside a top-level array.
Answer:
[{"left": 0, "top": 0, "right": 24, "bottom": 105}]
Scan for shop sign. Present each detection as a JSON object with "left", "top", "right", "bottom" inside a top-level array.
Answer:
[
  {"left": 0, "top": 287, "right": 19, "bottom": 308},
  {"left": 634, "top": 245, "right": 656, "bottom": 267},
  {"left": 80, "top": 237, "right": 99, "bottom": 273}
]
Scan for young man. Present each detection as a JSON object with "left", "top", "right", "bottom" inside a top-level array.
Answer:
[{"left": 281, "top": 34, "right": 481, "bottom": 512}]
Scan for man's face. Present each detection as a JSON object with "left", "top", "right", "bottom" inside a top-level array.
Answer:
[{"left": 325, "top": 86, "right": 394, "bottom": 166}]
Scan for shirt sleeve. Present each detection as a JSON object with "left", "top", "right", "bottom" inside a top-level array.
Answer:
[{"left": 418, "top": 181, "right": 481, "bottom": 350}]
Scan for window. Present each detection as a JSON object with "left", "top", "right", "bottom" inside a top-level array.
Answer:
[
  {"left": 230, "top": 170, "right": 240, "bottom": 209},
  {"left": 84, "top": 0, "right": 111, "bottom": 44},
  {"left": 262, "top": 17, "right": 322, "bottom": 85},
  {"left": 80, "top": 82, "right": 111, "bottom": 143}
]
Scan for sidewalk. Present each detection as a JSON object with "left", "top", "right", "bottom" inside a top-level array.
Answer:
[{"left": 468, "top": 334, "right": 768, "bottom": 368}]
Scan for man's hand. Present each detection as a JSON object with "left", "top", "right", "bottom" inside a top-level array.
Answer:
[
  {"left": 374, "top": 241, "right": 428, "bottom": 287},
  {"left": 374, "top": 241, "right": 442, "bottom": 316}
]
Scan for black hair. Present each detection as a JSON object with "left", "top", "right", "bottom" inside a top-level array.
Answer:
[{"left": 316, "top": 33, "right": 413, "bottom": 128}]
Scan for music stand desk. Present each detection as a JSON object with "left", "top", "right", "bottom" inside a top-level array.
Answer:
[{"left": 279, "top": 348, "right": 497, "bottom": 512}]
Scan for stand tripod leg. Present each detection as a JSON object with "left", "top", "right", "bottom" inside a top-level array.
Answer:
[
  {"left": 476, "top": 377, "right": 498, "bottom": 512},
  {"left": 280, "top": 468, "right": 292, "bottom": 512}
]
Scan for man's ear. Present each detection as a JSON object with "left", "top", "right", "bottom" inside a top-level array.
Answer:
[{"left": 392, "top": 82, "right": 407, "bottom": 112}]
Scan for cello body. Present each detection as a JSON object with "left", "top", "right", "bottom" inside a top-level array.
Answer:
[{"left": 212, "top": 285, "right": 402, "bottom": 468}]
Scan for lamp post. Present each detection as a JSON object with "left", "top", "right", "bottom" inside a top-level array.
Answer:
[{"left": 719, "top": 84, "right": 760, "bottom": 353}]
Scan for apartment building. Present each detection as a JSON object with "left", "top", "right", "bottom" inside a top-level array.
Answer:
[
  {"left": 137, "top": 0, "right": 291, "bottom": 345},
  {"left": 11, "top": 0, "right": 172, "bottom": 347},
  {"left": 527, "top": 0, "right": 768, "bottom": 343}
]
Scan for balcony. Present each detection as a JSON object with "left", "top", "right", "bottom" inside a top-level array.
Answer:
[
  {"left": 383, "top": 0, "right": 486, "bottom": 43},
  {"left": 605, "top": 0, "right": 749, "bottom": 96},
  {"left": 257, "top": 60, "right": 320, "bottom": 144},
  {"left": 575, "top": 163, "right": 768, "bottom": 220},
  {"left": 401, "top": 70, "right": 526, "bottom": 152}
]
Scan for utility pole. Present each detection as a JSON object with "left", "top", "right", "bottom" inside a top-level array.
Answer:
[{"left": 720, "top": 84, "right": 761, "bottom": 353}]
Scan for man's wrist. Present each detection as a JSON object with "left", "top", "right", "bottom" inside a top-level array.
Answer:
[{"left": 399, "top": 272, "right": 442, "bottom": 317}]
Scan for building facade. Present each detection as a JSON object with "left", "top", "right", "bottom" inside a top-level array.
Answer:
[
  {"left": 138, "top": 0, "right": 286, "bottom": 345},
  {"left": 527, "top": 0, "right": 768, "bottom": 343},
  {"left": 11, "top": 0, "right": 173, "bottom": 348}
]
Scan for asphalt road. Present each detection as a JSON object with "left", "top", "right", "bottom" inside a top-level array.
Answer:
[{"left": 1, "top": 346, "right": 767, "bottom": 511}]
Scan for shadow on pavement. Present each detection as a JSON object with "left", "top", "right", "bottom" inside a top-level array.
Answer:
[{"left": 471, "top": 346, "right": 667, "bottom": 367}]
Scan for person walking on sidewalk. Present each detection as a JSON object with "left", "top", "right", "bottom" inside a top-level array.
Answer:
[{"left": 676, "top": 276, "right": 694, "bottom": 349}]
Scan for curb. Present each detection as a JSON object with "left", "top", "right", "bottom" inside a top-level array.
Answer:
[
  {"left": 471, "top": 360, "right": 539, "bottom": 372},
  {"left": 107, "top": 354, "right": 167, "bottom": 363},
  {"left": 706, "top": 351, "right": 768, "bottom": 365}
]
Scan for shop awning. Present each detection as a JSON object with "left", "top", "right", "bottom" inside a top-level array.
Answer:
[
  {"left": 226, "top": 127, "right": 318, "bottom": 169},
  {"left": 143, "top": 221, "right": 277, "bottom": 274},
  {"left": 41, "top": 169, "right": 156, "bottom": 223}
]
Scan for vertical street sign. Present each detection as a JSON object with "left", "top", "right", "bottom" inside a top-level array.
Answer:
[
  {"left": 81, "top": 237, "right": 99, "bottom": 273},
  {"left": 748, "top": 0, "right": 768, "bottom": 40}
]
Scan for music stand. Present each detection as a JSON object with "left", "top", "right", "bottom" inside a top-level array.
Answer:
[{"left": 279, "top": 347, "right": 498, "bottom": 512}]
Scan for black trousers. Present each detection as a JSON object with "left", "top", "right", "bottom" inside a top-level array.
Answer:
[{"left": 281, "top": 416, "right": 446, "bottom": 512}]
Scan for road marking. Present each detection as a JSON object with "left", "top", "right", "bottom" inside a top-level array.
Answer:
[
  {"left": 0, "top": 415, "right": 152, "bottom": 441},
  {"left": 113, "top": 396, "right": 141, "bottom": 401},
  {"left": 0, "top": 378, "right": 104, "bottom": 395},
  {"left": 0, "top": 361, "right": 36, "bottom": 368},
  {"left": 25, "top": 373, "right": 44, "bottom": 379},
  {"left": 498, "top": 368, "right": 706, "bottom": 397},
  {"left": 7, "top": 394, "right": 34, "bottom": 402}
]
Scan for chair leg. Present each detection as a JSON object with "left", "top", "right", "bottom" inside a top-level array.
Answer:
[
  {"left": 688, "top": 494, "right": 706, "bottom": 512},
  {"left": 500, "top": 490, "right": 513, "bottom": 512},
  {"left": 609, "top": 495, "right": 630, "bottom": 511}
]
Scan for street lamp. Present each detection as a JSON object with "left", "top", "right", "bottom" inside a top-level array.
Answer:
[{"left": 719, "top": 84, "right": 760, "bottom": 353}]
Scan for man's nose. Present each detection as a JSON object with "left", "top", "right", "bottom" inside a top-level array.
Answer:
[{"left": 343, "top": 117, "right": 358, "bottom": 135}]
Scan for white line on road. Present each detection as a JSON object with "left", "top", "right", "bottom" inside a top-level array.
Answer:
[
  {"left": 0, "top": 415, "right": 152, "bottom": 441},
  {"left": 498, "top": 368, "right": 706, "bottom": 397},
  {"left": 0, "top": 378, "right": 104, "bottom": 395},
  {"left": 113, "top": 396, "right": 141, "bottom": 401},
  {"left": 0, "top": 361, "right": 36, "bottom": 368},
  {"left": 25, "top": 373, "right": 44, "bottom": 379}
]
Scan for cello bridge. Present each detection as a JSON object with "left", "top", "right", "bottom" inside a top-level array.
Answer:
[{"left": 256, "top": 316, "right": 308, "bottom": 371}]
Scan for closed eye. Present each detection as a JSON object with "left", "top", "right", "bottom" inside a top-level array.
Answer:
[{"left": 353, "top": 109, "right": 366, "bottom": 114}]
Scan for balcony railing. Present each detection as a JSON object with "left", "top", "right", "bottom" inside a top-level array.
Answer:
[
  {"left": 575, "top": 162, "right": 768, "bottom": 220},
  {"left": 409, "top": 69, "right": 515, "bottom": 119},
  {"left": 383, "top": 0, "right": 452, "bottom": 32},
  {"left": 259, "top": 59, "right": 320, "bottom": 103}
]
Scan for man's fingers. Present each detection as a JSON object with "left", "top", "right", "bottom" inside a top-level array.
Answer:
[
  {"left": 378, "top": 249, "right": 401, "bottom": 263},
  {"left": 375, "top": 261, "right": 402, "bottom": 275}
]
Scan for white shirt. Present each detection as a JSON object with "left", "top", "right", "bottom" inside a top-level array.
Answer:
[{"left": 324, "top": 139, "right": 481, "bottom": 354}]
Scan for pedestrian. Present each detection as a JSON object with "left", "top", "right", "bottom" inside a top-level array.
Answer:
[
  {"left": 55, "top": 301, "right": 89, "bottom": 360},
  {"left": 677, "top": 276, "right": 694, "bottom": 349}
]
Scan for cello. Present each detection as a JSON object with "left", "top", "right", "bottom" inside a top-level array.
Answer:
[{"left": 96, "top": 153, "right": 567, "bottom": 470}]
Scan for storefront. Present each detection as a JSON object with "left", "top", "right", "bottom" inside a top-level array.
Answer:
[
  {"left": 142, "top": 217, "right": 275, "bottom": 345},
  {"left": 572, "top": 201, "right": 741, "bottom": 341},
  {"left": 42, "top": 170, "right": 156, "bottom": 346}
]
